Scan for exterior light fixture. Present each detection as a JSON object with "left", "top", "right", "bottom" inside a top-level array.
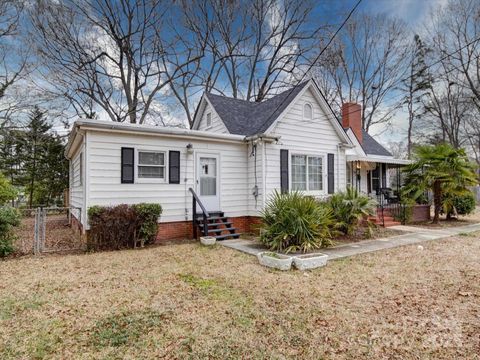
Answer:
[{"left": 186, "top": 143, "right": 194, "bottom": 154}]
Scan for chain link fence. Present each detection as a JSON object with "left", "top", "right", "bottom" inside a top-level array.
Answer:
[{"left": 14, "top": 207, "right": 84, "bottom": 255}]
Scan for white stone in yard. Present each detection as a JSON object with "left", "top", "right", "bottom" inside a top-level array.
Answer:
[
  {"left": 257, "top": 252, "right": 293, "bottom": 271},
  {"left": 200, "top": 236, "right": 216, "bottom": 246},
  {"left": 293, "top": 253, "right": 328, "bottom": 271}
]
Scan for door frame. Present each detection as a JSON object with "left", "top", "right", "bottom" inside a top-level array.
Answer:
[{"left": 195, "top": 151, "right": 221, "bottom": 211}]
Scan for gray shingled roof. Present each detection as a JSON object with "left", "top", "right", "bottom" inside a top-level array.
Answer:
[
  {"left": 361, "top": 129, "right": 392, "bottom": 156},
  {"left": 205, "top": 81, "right": 309, "bottom": 136}
]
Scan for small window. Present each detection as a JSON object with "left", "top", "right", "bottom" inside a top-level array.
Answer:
[
  {"left": 206, "top": 112, "right": 212, "bottom": 127},
  {"left": 303, "top": 103, "right": 313, "bottom": 120},
  {"left": 138, "top": 151, "right": 165, "bottom": 179},
  {"left": 291, "top": 154, "right": 323, "bottom": 191}
]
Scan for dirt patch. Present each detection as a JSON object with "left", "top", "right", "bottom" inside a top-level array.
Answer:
[
  {"left": 12, "top": 212, "right": 84, "bottom": 255},
  {"left": 0, "top": 232, "right": 479, "bottom": 359},
  {"left": 332, "top": 227, "right": 405, "bottom": 246}
]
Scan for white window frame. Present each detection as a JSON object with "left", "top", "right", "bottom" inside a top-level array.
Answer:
[
  {"left": 290, "top": 152, "right": 326, "bottom": 195},
  {"left": 303, "top": 102, "right": 313, "bottom": 120},
  {"left": 206, "top": 112, "right": 212, "bottom": 128},
  {"left": 135, "top": 149, "right": 167, "bottom": 183}
]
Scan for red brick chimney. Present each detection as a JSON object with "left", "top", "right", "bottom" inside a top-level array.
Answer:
[{"left": 342, "top": 103, "right": 362, "bottom": 144}]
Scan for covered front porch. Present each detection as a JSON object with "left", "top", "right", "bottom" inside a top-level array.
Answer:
[
  {"left": 346, "top": 155, "right": 414, "bottom": 227},
  {"left": 346, "top": 155, "right": 411, "bottom": 202}
]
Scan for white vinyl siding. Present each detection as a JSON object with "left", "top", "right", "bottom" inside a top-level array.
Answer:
[
  {"left": 85, "top": 131, "right": 249, "bottom": 224},
  {"left": 262, "top": 87, "right": 347, "bottom": 204},
  {"left": 69, "top": 148, "right": 84, "bottom": 222},
  {"left": 197, "top": 102, "right": 229, "bottom": 133}
]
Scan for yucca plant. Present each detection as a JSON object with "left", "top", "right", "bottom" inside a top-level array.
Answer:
[
  {"left": 260, "top": 191, "right": 333, "bottom": 253},
  {"left": 328, "top": 187, "right": 377, "bottom": 236}
]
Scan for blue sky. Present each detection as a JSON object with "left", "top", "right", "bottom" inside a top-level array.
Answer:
[{"left": 9, "top": 0, "right": 449, "bottom": 146}]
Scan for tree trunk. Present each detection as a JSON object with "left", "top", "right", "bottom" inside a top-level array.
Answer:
[{"left": 432, "top": 180, "right": 442, "bottom": 224}]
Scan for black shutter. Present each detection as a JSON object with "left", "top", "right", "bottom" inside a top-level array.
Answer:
[
  {"left": 367, "top": 170, "right": 372, "bottom": 194},
  {"left": 280, "top": 149, "right": 289, "bottom": 193},
  {"left": 381, "top": 163, "right": 387, "bottom": 188},
  {"left": 169, "top": 151, "right": 180, "bottom": 184},
  {"left": 327, "top": 153, "right": 335, "bottom": 194},
  {"left": 121, "top": 147, "right": 134, "bottom": 183}
]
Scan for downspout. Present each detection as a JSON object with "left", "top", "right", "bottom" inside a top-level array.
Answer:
[
  {"left": 336, "top": 144, "right": 340, "bottom": 192},
  {"left": 262, "top": 140, "right": 267, "bottom": 209},
  {"left": 82, "top": 132, "right": 87, "bottom": 234}
]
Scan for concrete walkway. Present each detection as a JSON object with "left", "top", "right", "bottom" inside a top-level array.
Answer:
[{"left": 219, "top": 223, "right": 480, "bottom": 260}]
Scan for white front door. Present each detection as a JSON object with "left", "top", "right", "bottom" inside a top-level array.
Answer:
[{"left": 196, "top": 153, "right": 220, "bottom": 211}]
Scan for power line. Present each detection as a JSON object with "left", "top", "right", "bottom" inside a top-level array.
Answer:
[
  {"left": 253, "top": 0, "right": 363, "bottom": 135},
  {"left": 277, "top": 53, "right": 480, "bottom": 128},
  {"left": 275, "top": 35, "right": 480, "bottom": 128}
]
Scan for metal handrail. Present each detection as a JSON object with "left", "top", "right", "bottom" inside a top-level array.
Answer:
[{"left": 189, "top": 188, "right": 209, "bottom": 237}]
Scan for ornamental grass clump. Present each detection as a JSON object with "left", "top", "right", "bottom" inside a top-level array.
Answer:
[
  {"left": 328, "top": 187, "right": 377, "bottom": 236},
  {"left": 260, "top": 191, "right": 333, "bottom": 253}
]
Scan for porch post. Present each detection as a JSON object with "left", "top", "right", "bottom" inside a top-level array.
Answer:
[
  {"left": 355, "top": 161, "right": 360, "bottom": 191},
  {"left": 396, "top": 166, "right": 400, "bottom": 195}
]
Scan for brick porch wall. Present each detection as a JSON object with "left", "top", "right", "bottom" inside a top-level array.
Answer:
[
  {"left": 411, "top": 204, "right": 431, "bottom": 222},
  {"left": 155, "top": 216, "right": 263, "bottom": 243}
]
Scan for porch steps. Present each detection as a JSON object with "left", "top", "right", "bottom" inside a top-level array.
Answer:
[
  {"left": 196, "top": 211, "right": 241, "bottom": 240},
  {"left": 368, "top": 214, "right": 401, "bottom": 228}
]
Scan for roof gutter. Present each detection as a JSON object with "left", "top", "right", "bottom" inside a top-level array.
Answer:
[
  {"left": 244, "top": 133, "right": 279, "bottom": 143},
  {"left": 64, "top": 123, "right": 84, "bottom": 159}
]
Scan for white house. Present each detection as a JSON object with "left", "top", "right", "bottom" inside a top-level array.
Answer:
[{"left": 65, "top": 80, "right": 408, "bottom": 241}]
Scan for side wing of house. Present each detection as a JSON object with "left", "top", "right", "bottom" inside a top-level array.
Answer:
[
  {"left": 262, "top": 85, "right": 349, "bottom": 203},
  {"left": 84, "top": 129, "right": 249, "bottom": 225}
]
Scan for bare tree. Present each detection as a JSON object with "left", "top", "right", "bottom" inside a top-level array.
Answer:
[
  {"left": 401, "top": 35, "right": 432, "bottom": 158},
  {"left": 0, "top": 0, "right": 29, "bottom": 128},
  {"left": 314, "top": 13, "right": 410, "bottom": 132},
  {"left": 29, "top": 0, "right": 204, "bottom": 124},
  {"left": 423, "top": 80, "right": 470, "bottom": 149},
  {"left": 430, "top": 0, "right": 480, "bottom": 112},
  {"left": 419, "top": 0, "right": 480, "bottom": 162},
  {"left": 169, "top": 0, "right": 324, "bottom": 128}
]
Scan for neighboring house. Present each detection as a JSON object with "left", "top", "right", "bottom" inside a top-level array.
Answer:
[{"left": 65, "top": 79, "right": 408, "bottom": 241}]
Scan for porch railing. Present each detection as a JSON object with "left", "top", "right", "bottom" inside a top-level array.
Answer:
[
  {"left": 189, "top": 188, "right": 209, "bottom": 238},
  {"left": 376, "top": 189, "right": 406, "bottom": 226}
]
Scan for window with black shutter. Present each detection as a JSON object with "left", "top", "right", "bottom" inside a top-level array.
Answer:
[
  {"left": 169, "top": 151, "right": 180, "bottom": 184},
  {"left": 121, "top": 147, "right": 134, "bottom": 183}
]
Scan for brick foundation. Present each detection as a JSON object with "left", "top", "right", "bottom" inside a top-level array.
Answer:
[{"left": 155, "top": 216, "right": 263, "bottom": 243}]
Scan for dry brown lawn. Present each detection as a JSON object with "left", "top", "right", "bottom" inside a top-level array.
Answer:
[{"left": 1, "top": 232, "right": 479, "bottom": 359}]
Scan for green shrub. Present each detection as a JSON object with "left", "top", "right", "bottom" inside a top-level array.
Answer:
[
  {"left": 87, "top": 203, "right": 162, "bottom": 251},
  {"left": 328, "top": 187, "right": 377, "bottom": 236},
  {"left": 132, "top": 203, "right": 163, "bottom": 245},
  {"left": 451, "top": 192, "right": 476, "bottom": 216},
  {"left": 0, "top": 206, "right": 20, "bottom": 258},
  {"left": 0, "top": 173, "right": 17, "bottom": 206},
  {"left": 260, "top": 191, "right": 333, "bottom": 253}
]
